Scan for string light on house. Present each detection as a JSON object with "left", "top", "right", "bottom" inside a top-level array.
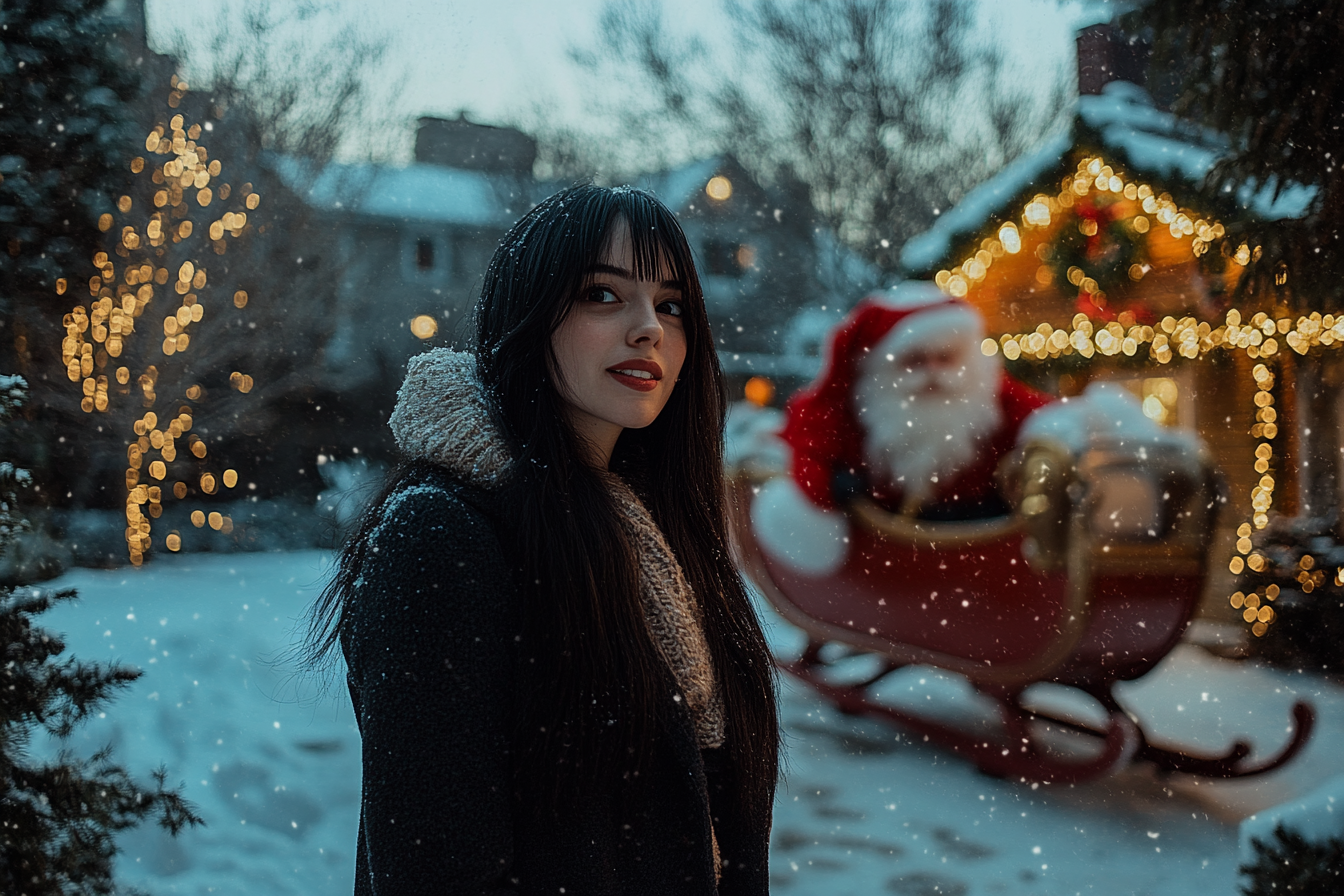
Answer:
[
  {"left": 60, "top": 76, "right": 255, "bottom": 565},
  {"left": 938, "top": 155, "right": 1232, "bottom": 310},
  {"left": 979, "top": 308, "right": 1344, "bottom": 366},
  {"left": 976, "top": 307, "right": 1344, "bottom": 637}
]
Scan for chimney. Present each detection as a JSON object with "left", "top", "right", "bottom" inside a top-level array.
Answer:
[
  {"left": 1076, "top": 23, "right": 1150, "bottom": 96},
  {"left": 414, "top": 114, "right": 537, "bottom": 174}
]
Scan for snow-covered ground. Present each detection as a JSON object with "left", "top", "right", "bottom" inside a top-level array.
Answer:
[{"left": 30, "top": 551, "right": 1344, "bottom": 895}]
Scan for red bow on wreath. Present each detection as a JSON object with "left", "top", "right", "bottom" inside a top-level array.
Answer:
[{"left": 1076, "top": 290, "right": 1113, "bottom": 321}]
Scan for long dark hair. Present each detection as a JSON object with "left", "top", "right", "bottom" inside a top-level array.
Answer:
[{"left": 311, "top": 184, "right": 777, "bottom": 816}]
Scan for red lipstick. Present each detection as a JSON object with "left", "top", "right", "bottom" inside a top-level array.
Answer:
[{"left": 607, "top": 359, "right": 663, "bottom": 392}]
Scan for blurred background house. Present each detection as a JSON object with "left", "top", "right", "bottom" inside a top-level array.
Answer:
[{"left": 895, "top": 24, "right": 1333, "bottom": 645}]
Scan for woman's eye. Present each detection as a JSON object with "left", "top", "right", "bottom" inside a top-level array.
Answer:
[
  {"left": 585, "top": 286, "right": 619, "bottom": 304},
  {"left": 658, "top": 300, "right": 684, "bottom": 317}
]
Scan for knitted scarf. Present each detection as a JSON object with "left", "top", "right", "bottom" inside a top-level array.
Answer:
[{"left": 387, "top": 348, "right": 726, "bottom": 750}]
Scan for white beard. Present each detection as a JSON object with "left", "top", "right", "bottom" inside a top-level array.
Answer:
[{"left": 853, "top": 339, "right": 1003, "bottom": 504}]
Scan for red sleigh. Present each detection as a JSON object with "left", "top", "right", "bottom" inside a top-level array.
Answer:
[{"left": 730, "top": 437, "right": 1314, "bottom": 784}]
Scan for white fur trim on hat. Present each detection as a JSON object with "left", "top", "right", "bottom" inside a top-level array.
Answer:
[
  {"left": 872, "top": 279, "right": 947, "bottom": 310},
  {"left": 869, "top": 303, "right": 986, "bottom": 363},
  {"left": 751, "top": 476, "right": 849, "bottom": 577}
]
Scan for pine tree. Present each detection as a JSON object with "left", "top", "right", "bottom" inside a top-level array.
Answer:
[
  {"left": 0, "top": 374, "right": 202, "bottom": 895},
  {"left": 0, "top": 0, "right": 151, "bottom": 507},
  {"left": 1126, "top": 0, "right": 1343, "bottom": 307},
  {"left": 1240, "top": 824, "right": 1344, "bottom": 895},
  {"left": 1128, "top": 1, "right": 1344, "bottom": 672},
  {"left": 0, "top": 0, "right": 144, "bottom": 303}
]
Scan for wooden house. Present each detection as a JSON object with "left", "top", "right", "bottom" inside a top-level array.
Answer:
[{"left": 898, "top": 76, "right": 1315, "bottom": 611}]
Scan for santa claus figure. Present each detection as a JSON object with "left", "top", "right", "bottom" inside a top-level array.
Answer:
[{"left": 752, "top": 285, "right": 1052, "bottom": 576}]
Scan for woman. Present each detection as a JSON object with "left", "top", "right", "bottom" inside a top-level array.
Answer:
[{"left": 308, "top": 184, "right": 779, "bottom": 894}]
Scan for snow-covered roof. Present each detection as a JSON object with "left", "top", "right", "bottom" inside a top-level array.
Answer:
[
  {"left": 275, "top": 153, "right": 756, "bottom": 227},
  {"left": 1078, "top": 81, "right": 1223, "bottom": 185},
  {"left": 271, "top": 156, "right": 545, "bottom": 227},
  {"left": 900, "top": 132, "right": 1072, "bottom": 274},
  {"left": 900, "top": 81, "right": 1318, "bottom": 275}
]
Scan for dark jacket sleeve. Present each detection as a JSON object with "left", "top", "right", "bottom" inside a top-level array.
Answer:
[{"left": 343, "top": 484, "right": 519, "bottom": 895}]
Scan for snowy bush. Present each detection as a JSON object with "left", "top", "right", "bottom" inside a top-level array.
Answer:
[
  {"left": 1239, "top": 825, "right": 1344, "bottom": 895},
  {"left": 0, "top": 371, "right": 202, "bottom": 894}
]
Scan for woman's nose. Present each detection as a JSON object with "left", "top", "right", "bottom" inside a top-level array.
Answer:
[{"left": 628, "top": 296, "right": 663, "bottom": 345}]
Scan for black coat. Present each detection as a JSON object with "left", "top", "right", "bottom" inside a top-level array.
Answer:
[{"left": 342, "top": 465, "right": 772, "bottom": 895}]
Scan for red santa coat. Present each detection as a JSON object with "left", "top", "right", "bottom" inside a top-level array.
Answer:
[{"left": 780, "top": 296, "right": 1052, "bottom": 515}]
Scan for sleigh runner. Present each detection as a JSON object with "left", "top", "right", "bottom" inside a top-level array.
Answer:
[{"left": 730, "top": 436, "right": 1315, "bottom": 784}]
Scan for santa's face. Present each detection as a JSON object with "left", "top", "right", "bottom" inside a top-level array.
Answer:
[
  {"left": 853, "top": 306, "right": 1003, "bottom": 503},
  {"left": 885, "top": 344, "right": 974, "bottom": 396}
]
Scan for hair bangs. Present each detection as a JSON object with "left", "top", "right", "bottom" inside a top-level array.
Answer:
[
  {"left": 613, "top": 190, "right": 700, "bottom": 297},
  {"left": 537, "top": 188, "right": 705, "bottom": 342}
]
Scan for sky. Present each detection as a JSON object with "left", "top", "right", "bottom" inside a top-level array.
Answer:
[{"left": 143, "top": 0, "right": 1107, "bottom": 166}]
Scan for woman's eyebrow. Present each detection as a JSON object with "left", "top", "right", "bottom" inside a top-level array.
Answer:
[
  {"left": 586, "top": 262, "right": 634, "bottom": 278},
  {"left": 587, "top": 263, "right": 685, "bottom": 291}
]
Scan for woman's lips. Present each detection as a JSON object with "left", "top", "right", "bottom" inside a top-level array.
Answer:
[{"left": 607, "top": 360, "right": 662, "bottom": 393}]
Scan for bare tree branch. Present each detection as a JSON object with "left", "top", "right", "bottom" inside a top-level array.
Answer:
[{"left": 546, "top": 0, "right": 1069, "bottom": 271}]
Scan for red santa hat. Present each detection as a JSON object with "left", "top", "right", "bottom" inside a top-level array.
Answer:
[{"left": 779, "top": 282, "right": 986, "bottom": 509}]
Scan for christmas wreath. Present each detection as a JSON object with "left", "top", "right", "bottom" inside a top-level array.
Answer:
[{"left": 1040, "top": 195, "right": 1152, "bottom": 322}]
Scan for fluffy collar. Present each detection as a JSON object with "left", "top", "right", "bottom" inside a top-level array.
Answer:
[
  {"left": 387, "top": 348, "right": 725, "bottom": 750},
  {"left": 389, "top": 349, "right": 511, "bottom": 487}
]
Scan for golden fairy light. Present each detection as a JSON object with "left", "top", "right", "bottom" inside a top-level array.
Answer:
[
  {"left": 705, "top": 176, "right": 733, "bottom": 202},
  {"left": 409, "top": 314, "right": 438, "bottom": 340},
  {"left": 939, "top": 155, "right": 1228, "bottom": 304},
  {"left": 60, "top": 75, "right": 255, "bottom": 566},
  {"left": 977, "top": 304, "right": 1344, "bottom": 636}
]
